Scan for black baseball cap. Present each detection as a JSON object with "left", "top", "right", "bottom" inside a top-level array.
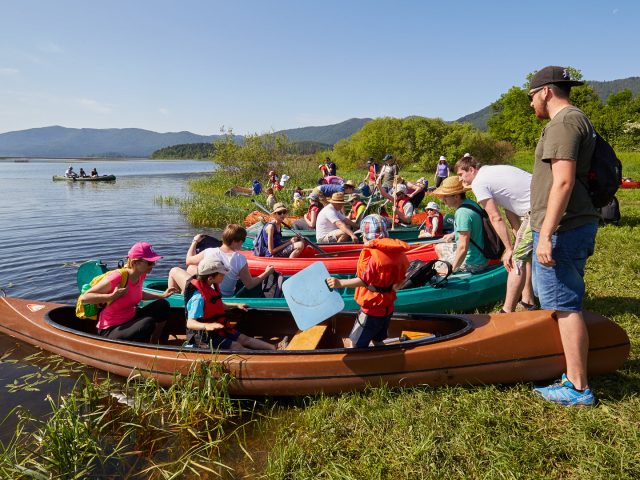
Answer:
[{"left": 530, "top": 66, "right": 584, "bottom": 90}]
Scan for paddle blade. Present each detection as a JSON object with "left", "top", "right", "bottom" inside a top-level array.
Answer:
[{"left": 282, "top": 262, "right": 345, "bottom": 331}]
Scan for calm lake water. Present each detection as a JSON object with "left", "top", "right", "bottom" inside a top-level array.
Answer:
[{"left": 0, "top": 158, "right": 216, "bottom": 440}]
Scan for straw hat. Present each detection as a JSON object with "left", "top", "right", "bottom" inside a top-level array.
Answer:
[
  {"left": 272, "top": 202, "right": 288, "bottom": 214},
  {"left": 328, "top": 192, "right": 346, "bottom": 204},
  {"left": 432, "top": 176, "right": 471, "bottom": 197},
  {"left": 344, "top": 179, "right": 356, "bottom": 187}
]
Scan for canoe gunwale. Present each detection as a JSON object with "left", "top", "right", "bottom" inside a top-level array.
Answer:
[{"left": 43, "top": 305, "right": 475, "bottom": 354}]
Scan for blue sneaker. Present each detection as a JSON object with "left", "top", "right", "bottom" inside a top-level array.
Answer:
[{"left": 533, "top": 374, "right": 595, "bottom": 406}]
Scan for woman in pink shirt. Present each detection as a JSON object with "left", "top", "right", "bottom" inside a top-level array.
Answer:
[{"left": 80, "top": 242, "right": 176, "bottom": 343}]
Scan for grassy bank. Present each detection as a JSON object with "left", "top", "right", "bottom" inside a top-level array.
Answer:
[{"left": 3, "top": 152, "right": 638, "bottom": 478}]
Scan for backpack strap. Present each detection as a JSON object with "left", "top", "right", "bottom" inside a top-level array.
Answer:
[{"left": 456, "top": 203, "right": 485, "bottom": 255}]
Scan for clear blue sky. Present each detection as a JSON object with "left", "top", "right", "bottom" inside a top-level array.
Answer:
[{"left": 1, "top": 0, "right": 638, "bottom": 135}]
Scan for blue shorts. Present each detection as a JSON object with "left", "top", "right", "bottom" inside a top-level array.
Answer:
[
  {"left": 349, "top": 310, "right": 391, "bottom": 348},
  {"left": 532, "top": 222, "right": 597, "bottom": 312}
]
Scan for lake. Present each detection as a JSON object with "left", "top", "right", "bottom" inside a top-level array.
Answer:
[{"left": 0, "top": 158, "right": 216, "bottom": 440}]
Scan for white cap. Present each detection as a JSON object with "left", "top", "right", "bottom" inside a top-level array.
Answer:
[
  {"left": 198, "top": 258, "right": 230, "bottom": 276},
  {"left": 426, "top": 201, "right": 439, "bottom": 211},
  {"left": 463, "top": 152, "right": 471, "bottom": 158},
  {"left": 439, "top": 155, "right": 446, "bottom": 161}
]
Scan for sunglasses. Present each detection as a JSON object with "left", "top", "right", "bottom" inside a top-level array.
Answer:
[
  {"left": 275, "top": 211, "right": 288, "bottom": 215},
  {"left": 143, "top": 260, "right": 156, "bottom": 266},
  {"left": 527, "top": 86, "right": 544, "bottom": 102}
]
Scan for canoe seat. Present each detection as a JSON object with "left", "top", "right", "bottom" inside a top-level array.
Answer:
[
  {"left": 286, "top": 324, "right": 328, "bottom": 350},
  {"left": 402, "top": 330, "right": 435, "bottom": 340}
]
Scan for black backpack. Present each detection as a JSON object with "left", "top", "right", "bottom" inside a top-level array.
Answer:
[
  {"left": 579, "top": 132, "right": 622, "bottom": 208},
  {"left": 458, "top": 203, "right": 505, "bottom": 260},
  {"left": 401, "top": 259, "right": 452, "bottom": 290},
  {"left": 195, "top": 235, "right": 222, "bottom": 254}
]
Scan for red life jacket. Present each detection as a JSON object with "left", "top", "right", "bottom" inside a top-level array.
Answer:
[
  {"left": 349, "top": 201, "right": 365, "bottom": 220},
  {"left": 306, "top": 204, "right": 320, "bottom": 218},
  {"left": 190, "top": 278, "right": 227, "bottom": 329},
  {"left": 425, "top": 212, "right": 444, "bottom": 236},
  {"left": 354, "top": 238, "right": 410, "bottom": 315},
  {"left": 368, "top": 164, "right": 377, "bottom": 182},
  {"left": 393, "top": 196, "right": 411, "bottom": 224}
]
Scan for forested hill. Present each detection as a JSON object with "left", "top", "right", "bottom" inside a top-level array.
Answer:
[
  {"left": 281, "top": 118, "right": 372, "bottom": 145},
  {"left": 457, "top": 76, "right": 640, "bottom": 131},
  {"left": 0, "top": 119, "right": 369, "bottom": 157},
  {"left": 150, "top": 140, "right": 331, "bottom": 159}
]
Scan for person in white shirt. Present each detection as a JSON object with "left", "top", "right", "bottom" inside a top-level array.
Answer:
[
  {"left": 315, "top": 192, "right": 359, "bottom": 243},
  {"left": 455, "top": 155, "right": 535, "bottom": 313},
  {"left": 168, "top": 224, "right": 274, "bottom": 297}
]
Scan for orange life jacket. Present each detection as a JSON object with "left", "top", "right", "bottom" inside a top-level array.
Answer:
[
  {"left": 354, "top": 238, "right": 410, "bottom": 314},
  {"left": 349, "top": 200, "right": 365, "bottom": 220}
]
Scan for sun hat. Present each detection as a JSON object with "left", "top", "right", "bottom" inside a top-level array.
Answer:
[
  {"left": 383, "top": 154, "right": 394, "bottom": 162},
  {"left": 394, "top": 183, "right": 408, "bottom": 194},
  {"left": 127, "top": 242, "right": 163, "bottom": 262},
  {"left": 432, "top": 176, "right": 472, "bottom": 197},
  {"left": 425, "top": 201, "right": 440, "bottom": 211},
  {"left": 344, "top": 179, "right": 356, "bottom": 187},
  {"left": 439, "top": 155, "right": 446, "bottom": 161},
  {"left": 308, "top": 191, "right": 320, "bottom": 201},
  {"left": 529, "top": 66, "right": 584, "bottom": 90},
  {"left": 198, "top": 258, "right": 230, "bottom": 276},
  {"left": 272, "top": 202, "right": 288, "bottom": 214},
  {"left": 346, "top": 193, "right": 361, "bottom": 202},
  {"left": 360, "top": 214, "right": 388, "bottom": 241},
  {"left": 328, "top": 192, "right": 345, "bottom": 204}
]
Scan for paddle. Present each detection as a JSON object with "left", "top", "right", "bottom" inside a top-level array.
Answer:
[
  {"left": 251, "top": 199, "right": 328, "bottom": 255},
  {"left": 282, "top": 262, "right": 345, "bottom": 331}
]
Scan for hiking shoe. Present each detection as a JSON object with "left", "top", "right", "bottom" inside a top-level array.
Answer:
[{"left": 533, "top": 374, "right": 595, "bottom": 406}]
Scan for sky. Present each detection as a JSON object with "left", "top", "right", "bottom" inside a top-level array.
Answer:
[{"left": 1, "top": 0, "right": 638, "bottom": 136}]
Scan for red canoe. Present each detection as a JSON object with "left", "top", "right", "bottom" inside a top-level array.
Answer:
[
  {"left": 620, "top": 180, "right": 640, "bottom": 189},
  {"left": 240, "top": 241, "right": 438, "bottom": 275}
]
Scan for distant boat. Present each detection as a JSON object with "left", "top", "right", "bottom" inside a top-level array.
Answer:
[{"left": 52, "top": 175, "right": 116, "bottom": 182}]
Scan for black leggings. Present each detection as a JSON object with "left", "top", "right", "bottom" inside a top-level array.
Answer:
[{"left": 98, "top": 299, "right": 171, "bottom": 343}]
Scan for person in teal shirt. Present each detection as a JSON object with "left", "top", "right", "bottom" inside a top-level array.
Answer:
[{"left": 432, "top": 176, "right": 488, "bottom": 273}]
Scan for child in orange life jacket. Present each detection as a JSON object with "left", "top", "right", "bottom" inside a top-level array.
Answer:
[
  {"left": 184, "top": 258, "right": 288, "bottom": 351},
  {"left": 326, "top": 214, "right": 409, "bottom": 348},
  {"left": 419, "top": 201, "right": 444, "bottom": 238}
]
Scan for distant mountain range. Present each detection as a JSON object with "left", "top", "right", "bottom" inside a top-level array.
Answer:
[
  {"left": 456, "top": 76, "right": 640, "bottom": 131},
  {"left": 0, "top": 118, "right": 371, "bottom": 158},
  {"left": 1, "top": 77, "right": 637, "bottom": 157}
]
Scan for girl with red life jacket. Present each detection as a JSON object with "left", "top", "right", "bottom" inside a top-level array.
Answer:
[
  {"left": 326, "top": 215, "right": 409, "bottom": 348},
  {"left": 184, "top": 258, "right": 289, "bottom": 350},
  {"left": 419, "top": 201, "right": 444, "bottom": 238},
  {"left": 292, "top": 191, "right": 323, "bottom": 229}
]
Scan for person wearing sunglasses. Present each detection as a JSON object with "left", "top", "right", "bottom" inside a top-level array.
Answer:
[
  {"left": 80, "top": 242, "right": 177, "bottom": 343},
  {"left": 261, "top": 203, "right": 305, "bottom": 258},
  {"left": 528, "top": 66, "right": 600, "bottom": 407}
]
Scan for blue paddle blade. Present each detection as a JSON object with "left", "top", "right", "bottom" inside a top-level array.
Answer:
[{"left": 282, "top": 262, "right": 345, "bottom": 331}]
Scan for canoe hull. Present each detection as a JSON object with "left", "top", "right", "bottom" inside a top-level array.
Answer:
[
  {"left": 0, "top": 296, "right": 630, "bottom": 396},
  {"left": 52, "top": 175, "right": 116, "bottom": 182},
  {"left": 145, "top": 264, "right": 508, "bottom": 314}
]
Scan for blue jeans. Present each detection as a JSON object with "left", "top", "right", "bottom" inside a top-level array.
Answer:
[
  {"left": 532, "top": 223, "right": 597, "bottom": 312},
  {"left": 349, "top": 310, "right": 391, "bottom": 348}
]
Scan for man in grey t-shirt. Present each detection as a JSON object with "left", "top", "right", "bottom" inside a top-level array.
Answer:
[{"left": 528, "top": 66, "right": 600, "bottom": 407}]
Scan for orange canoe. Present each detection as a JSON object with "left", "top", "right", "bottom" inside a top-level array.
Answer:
[{"left": 0, "top": 296, "right": 629, "bottom": 396}]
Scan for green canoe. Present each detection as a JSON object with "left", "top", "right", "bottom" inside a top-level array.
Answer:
[
  {"left": 53, "top": 175, "right": 116, "bottom": 182},
  {"left": 143, "top": 264, "right": 507, "bottom": 314}
]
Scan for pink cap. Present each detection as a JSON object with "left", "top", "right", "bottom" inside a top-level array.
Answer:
[{"left": 127, "top": 242, "right": 163, "bottom": 262}]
